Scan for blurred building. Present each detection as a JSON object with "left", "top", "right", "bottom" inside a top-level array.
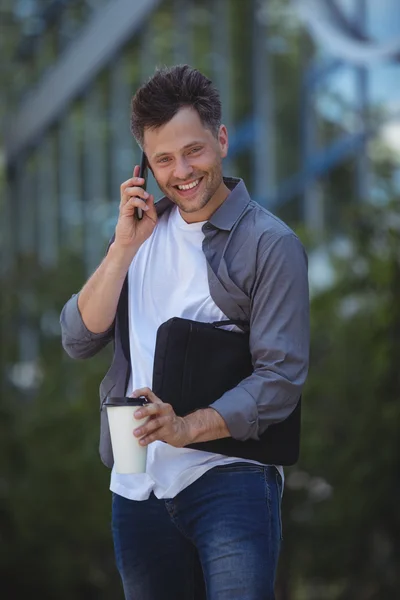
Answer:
[{"left": 1, "top": 0, "right": 400, "bottom": 387}]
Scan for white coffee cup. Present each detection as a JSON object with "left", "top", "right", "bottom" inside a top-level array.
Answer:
[{"left": 105, "top": 396, "right": 150, "bottom": 474}]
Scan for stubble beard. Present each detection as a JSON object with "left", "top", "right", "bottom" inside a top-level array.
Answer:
[{"left": 158, "top": 161, "right": 224, "bottom": 215}]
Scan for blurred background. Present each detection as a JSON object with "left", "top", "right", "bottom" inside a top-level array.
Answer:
[{"left": 0, "top": 0, "right": 399, "bottom": 598}]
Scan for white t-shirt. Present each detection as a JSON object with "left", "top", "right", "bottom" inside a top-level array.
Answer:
[{"left": 110, "top": 205, "right": 284, "bottom": 500}]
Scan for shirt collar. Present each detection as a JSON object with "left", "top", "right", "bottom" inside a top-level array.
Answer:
[
  {"left": 156, "top": 177, "right": 251, "bottom": 231},
  {"left": 208, "top": 177, "right": 251, "bottom": 231}
]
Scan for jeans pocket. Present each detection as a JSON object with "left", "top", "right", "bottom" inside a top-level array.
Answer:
[
  {"left": 275, "top": 471, "right": 283, "bottom": 541},
  {"left": 211, "top": 462, "right": 265, "bottom": 474},
  {"left": 264, "top": 467, "right": 284, "bottom": 543}
]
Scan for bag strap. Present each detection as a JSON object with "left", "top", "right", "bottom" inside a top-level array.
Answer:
[
  {"left": 105, "top": 236, "right": 131, "bottom": 363},
  {"left": 119, "top": 275, "right": 130, "bottom": 363},
  {"left": 211, "top": 320, "right": 250, "bottom": 333}
]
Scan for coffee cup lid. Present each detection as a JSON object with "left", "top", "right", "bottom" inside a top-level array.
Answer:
[{"left": 104, "top": 396, "right": 150, "bottom": 407}]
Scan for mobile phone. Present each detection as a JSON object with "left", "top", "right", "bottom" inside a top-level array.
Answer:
[{"left": 136, "top": 151, "right": 148, "bottom": 221}]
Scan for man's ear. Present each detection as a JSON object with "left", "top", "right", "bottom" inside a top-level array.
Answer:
[{"left": 218, "top": 125, "right": 229, "bottom": 158}]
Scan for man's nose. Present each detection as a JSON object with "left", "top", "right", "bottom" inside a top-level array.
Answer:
[{"left": 173, "top": 157, "right": 193, "bottom": 181}]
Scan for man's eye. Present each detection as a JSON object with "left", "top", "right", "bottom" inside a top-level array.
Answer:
[
  {"left": 158, "top": 157, "right": 170, "bottom": 164},
  {"left": 189, "top": 147, "right": 202, "bottom": 154}
]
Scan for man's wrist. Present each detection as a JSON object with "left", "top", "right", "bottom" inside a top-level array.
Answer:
[
  {"left": 183, "top": 408, "right": 230, "bottom": 445},
  {"left": 107, "top": 241, "right": 139, "bottom": 274}
]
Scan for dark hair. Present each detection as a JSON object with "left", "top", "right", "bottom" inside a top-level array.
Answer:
[{"left": 130, "top": 65, "right": 221, "bottom": 147}]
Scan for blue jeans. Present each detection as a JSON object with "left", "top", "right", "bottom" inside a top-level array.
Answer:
[{"left": 112, "top": 463, "right": 283, "bottom": 600}]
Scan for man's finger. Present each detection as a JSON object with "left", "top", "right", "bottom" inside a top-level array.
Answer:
[
  {"left": 124, "top": 187, "right": 149, "bottom": 200},
  {"left": 133, "top": 164, "right": 140, "bottom": 178},
  {"left": 132, "top": 387, "right": 162, "bottom": 403},
  {"left": 139, "top": 432, "right": 161, "bottom": 446},
  {"left": 134, "top": 414, "right": 168, "bottom": 437},
  {"left": 134, "top": 403, "right": 160, "bottom": 419},
  {"left": 145, "top": 194, "right": 157, "bottom": 217},
  {"left": 120, "top": 177, "right": 145, "bottom": 193}
]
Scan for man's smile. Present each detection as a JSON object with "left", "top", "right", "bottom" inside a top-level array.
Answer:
[{"left": 173, "top": 177, "right": 204, "bottom": 197}]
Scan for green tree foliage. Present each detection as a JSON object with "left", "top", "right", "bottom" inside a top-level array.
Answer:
[
  {"left": 2, "top": 201, "right": 399, "bottom": 599},
  {"left": 1, "top": 1, "right": 399, "bottom": 599},
  {"left": 277, "top": 200, "right": 400, "bottom": 600},
  {"left": 0, "top": 254, "right": 123, "bottom": 600}
]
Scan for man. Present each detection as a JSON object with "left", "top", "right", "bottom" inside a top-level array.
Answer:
[{"left": 60, "top": 65, "right": 309, "bottom": 600}]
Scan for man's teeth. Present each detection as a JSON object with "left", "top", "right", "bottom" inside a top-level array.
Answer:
[{"left": 178, "top": 179, "right": 200, "bottom": 191}]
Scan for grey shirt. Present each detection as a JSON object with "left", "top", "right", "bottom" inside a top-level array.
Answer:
[{"left": 60, "top": 177, "right": 310, "bottom": 468}]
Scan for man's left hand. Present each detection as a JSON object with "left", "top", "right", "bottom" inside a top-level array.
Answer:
[{"left": 131, "top": 387, "right": 191, "bottom": 447}]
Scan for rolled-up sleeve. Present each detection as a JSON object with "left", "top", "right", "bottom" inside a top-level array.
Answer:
[
  {"left": 210, "top": 233, "right": 310, "bottom": 441},
  {"left": 60, "top": 293, "right": 114, "bottom": 360}
]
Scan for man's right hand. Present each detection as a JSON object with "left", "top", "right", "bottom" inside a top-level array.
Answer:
[{"left": 115, "top": 165, "right": 157, "bottom": 252}]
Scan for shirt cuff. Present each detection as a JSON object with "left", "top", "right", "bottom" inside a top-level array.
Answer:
[
  {"left": 210, "top": 387, "right": 260, "bottom": 441},
  {"left": 61, "top": 293, "right": 114, "bottom": 341}
]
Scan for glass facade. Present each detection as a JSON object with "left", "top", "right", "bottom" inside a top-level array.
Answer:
[
  {"left": 1, "top": 0, "right": 400, "bottom": 369},
  {"left": 2, "top": 3, "right": 400, "bottom": 598}
]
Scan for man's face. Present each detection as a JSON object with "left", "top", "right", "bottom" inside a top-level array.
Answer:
[{"left": 143, "top": 107, "right": 228, "bottom": 217}]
